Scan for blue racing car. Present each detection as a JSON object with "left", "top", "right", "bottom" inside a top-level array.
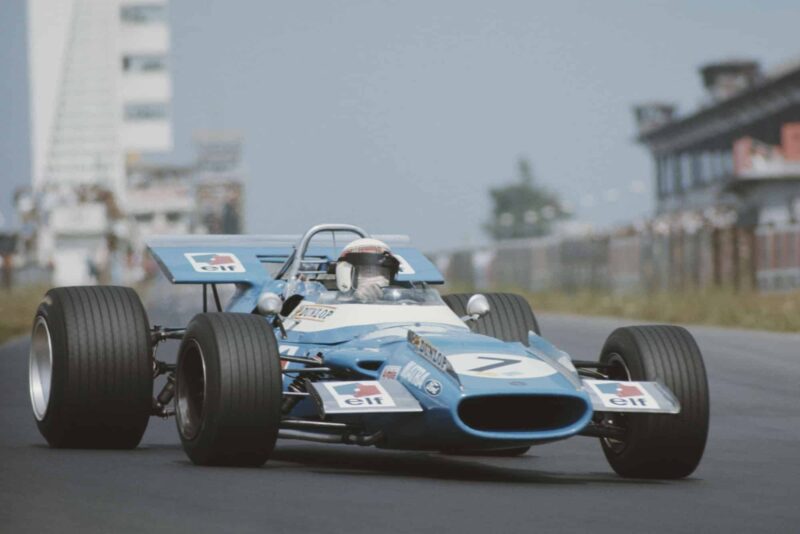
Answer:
[{"left": 29, "top": 224, "right": 709, "bottom": 478}]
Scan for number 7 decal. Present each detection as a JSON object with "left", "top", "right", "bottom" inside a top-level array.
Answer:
[
  {"left": 448, "top": 353, "right": 557, "bottom": 379},
  {"left": 469, "top": 356, "right": 519, "bottom": 372}
]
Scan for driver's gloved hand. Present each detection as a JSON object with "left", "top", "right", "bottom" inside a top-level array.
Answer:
[{"left": 354, "top": 283, "right": 384, "bottom": 302}]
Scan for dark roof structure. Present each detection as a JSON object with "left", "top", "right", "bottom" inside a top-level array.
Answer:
[{"left": 637, "top": 59, "right": 800, "bottom": 154}]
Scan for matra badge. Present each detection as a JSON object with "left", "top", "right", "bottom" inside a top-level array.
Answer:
[{"left": 185, "top": 252, "right": 245, "bottom": 273}]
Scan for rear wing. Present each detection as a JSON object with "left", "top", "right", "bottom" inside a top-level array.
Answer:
[{"left": 146, "top": 234, "right": 445, "bottom": 285}]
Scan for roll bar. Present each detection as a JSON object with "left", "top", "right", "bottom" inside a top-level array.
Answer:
[{"left": 282, "top": 224, "right": 369, "bottom": 288}]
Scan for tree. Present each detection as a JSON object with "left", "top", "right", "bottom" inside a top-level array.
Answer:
[{"left": 484, "top": 158, "right": 570, "bottom": 240}]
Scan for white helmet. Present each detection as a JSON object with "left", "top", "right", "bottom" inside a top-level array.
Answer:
[{"left": 335, "top": 238, "right": 400, "bottom": 293}]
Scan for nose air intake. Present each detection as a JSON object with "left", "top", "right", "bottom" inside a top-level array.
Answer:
[{"left": 457, "top": 395, "right": 588, "bottom": 433}]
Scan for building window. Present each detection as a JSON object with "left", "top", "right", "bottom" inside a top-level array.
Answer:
[
  {"left": 656, "top": 157, "right": 666, "bottom": 197},
  {"left": 680, "top": 153, "right": 693, "bottom": 191},
  {"left": 721, "top": 149, "right": 734, "bottom": 175},
  {"left": 690, "top": 153, "right": 702, "bottom": 187},
  {"left": 124, "top": 102, "right": 168, "bottom": 121},
  {"left": 709, "top": 150, "right": 723, "bottom": 179},
  {"left": 699, "top": 151, "right": 715, "bottom": 183},
  {"left": 664, "top": 155, "right": 677, "bottom": 195},
  {"left": 121, "top": 4, "right": 166, "bottom": 24},
  {"left": 122, "top": 55, "right": 167, "bottom": 72},
  {"left": 666, "top": 155, "right": 680, "bottom": 193}
]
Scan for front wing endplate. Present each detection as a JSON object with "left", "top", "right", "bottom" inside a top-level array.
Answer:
[
  {"left": 307, "top": 380, "right": 423, "bottom": 416},
  {"left": 582, "top": 379, "right": 681, "bottom": 414}
]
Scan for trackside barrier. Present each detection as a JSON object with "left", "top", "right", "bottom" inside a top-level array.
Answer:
[{"left": 432, "top": 225, "right": 800, "bottom": 294}]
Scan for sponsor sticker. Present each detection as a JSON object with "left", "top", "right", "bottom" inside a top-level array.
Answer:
[
  {"left": 407, "top": 330, "right": 450, "bottom": 372},
  {"left": 423, "top": 379, "right": 442, "bottom": 396},
  {"left": 399, "top": 361, "right": 430, "bottom": 389},
  {"left": 587, "top": 380, "right": 660, "bottom": 410},
  {"left": 447, "top": 353, "right": 557, "bottom": 379},
  {"left": 293, "top": 304, "right": 336, "bottom": 322},
  {"left": 380, "top": 365, "right": 401, "bottom": 381},
  {"left": 323, "top": 381, "right": 396, "bottom": 409},
  {"left": 185, "top": 252, "right": 245, "bottom": 273}
]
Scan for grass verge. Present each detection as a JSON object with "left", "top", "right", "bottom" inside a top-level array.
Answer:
[
  {"left": 524, "top": 289, "right": 800, "bottom": 333},
  {"left": 0, "top": 285, "right": 48, "bottom": 345}
]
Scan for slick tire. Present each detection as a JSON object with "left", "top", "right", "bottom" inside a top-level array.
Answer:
[
  {"left": 598, "top": 325, "right": 709, "bottom": 479},
  {"left": 175, "top": 313, "right": 282, "bottom": 467},
  {"left": 30, "top": 286, "right": 153, "bottom": 449},
  {"left": 442, "top": 292, "right": 541, "bottom": 344}
]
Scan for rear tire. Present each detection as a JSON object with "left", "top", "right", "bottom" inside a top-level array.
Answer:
[
  {"left": 175, "top": 313, "right": 283, "bottom": 467},
  {"left": 598, "top": 325, "right": 709, "bottom": 479},
  {"left": 30, "top": 286, "right": 153, "bottom": 449},
  {"left": 442, "top": 292, "right": 540, "bottom": 344}
]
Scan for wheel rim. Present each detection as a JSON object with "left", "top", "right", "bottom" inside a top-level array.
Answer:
[
  {"left": 29, "top": 316, "right": 53, "bottom": 421},
  {"left": 602, "top": 353, "right": 631, "bottom": 454},
  {"left": 176, "top": 339, "right": 207, "bottom": 440}
]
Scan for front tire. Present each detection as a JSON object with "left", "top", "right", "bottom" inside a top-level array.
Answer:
[
  {"left": 30, "top": 286, "right": 153, "bottom": 448},
  {"left": 598, "top": 325, "right": 709, "bottom": 479},
  {"left": 175, "top": 313, "right": 283, "bottom": 467},
  {"left": 442, "top": 292, "right": 540, "bottom": 343}
]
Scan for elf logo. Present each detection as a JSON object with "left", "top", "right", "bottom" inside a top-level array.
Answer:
[
  {"left": 590, "top": 381, "right": 657, "bottom": 409},
  {"left": 325, "top": 381, "right": 397, "bottom": 409},
  {"left": 185, "top": 252, "right": 245, "bottom": 273}
]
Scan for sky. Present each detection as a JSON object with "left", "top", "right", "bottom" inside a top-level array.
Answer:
[{"left": 1, "top": 0, "right": 799, "bottom": 249}]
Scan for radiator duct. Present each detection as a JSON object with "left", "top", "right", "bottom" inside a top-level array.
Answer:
[{"left": 457, "top": 395, "right": 587, "bottom": 433}]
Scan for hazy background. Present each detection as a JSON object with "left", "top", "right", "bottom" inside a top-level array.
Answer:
[{"left": 2, "top": 0, "right": 798, "bottom": 249}]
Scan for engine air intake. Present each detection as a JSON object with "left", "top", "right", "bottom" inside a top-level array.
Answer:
[{"left": 457, "top": 395, "right": 587, "bottom": 433}]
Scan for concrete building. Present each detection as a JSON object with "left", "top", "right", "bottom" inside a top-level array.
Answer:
[
  {"left": 127, "top": 163, "right": 194, "bottom": 243},
  {"left": 634, "top": 59, "right": 800, "bottom": 227},
  {"left": 26, "top": 0, "right": 172, "bottom": 285},
  {"left": 635, "top": 58, "right": 800, "bottom": 290}
]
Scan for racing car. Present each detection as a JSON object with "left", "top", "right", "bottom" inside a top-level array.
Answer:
[{"left": 28, "top": 224, "right": 709, "bottom": 478}]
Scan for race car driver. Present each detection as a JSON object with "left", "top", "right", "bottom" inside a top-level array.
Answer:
[{"left": 335, "top": 238, "right": 400, "bottom": 302}]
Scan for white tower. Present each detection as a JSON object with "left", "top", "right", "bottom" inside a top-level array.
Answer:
[{"left": 27, "top": 0, "right": 172, "bottom": 284}]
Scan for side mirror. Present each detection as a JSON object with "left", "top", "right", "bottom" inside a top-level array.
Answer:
[
  {"left": 257, "top": 292, "right": 282, "bottom": 316},
  {"left": 258, "top": 291, "right": 288, "bottom": 339},
  {"left": 463, "top": 293, "right": 490, "bottom": 322}
]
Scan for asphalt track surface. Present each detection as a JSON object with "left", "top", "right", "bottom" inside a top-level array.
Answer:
[{"left": 2, "top": 302, "right": 799, "bottom": 532}]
